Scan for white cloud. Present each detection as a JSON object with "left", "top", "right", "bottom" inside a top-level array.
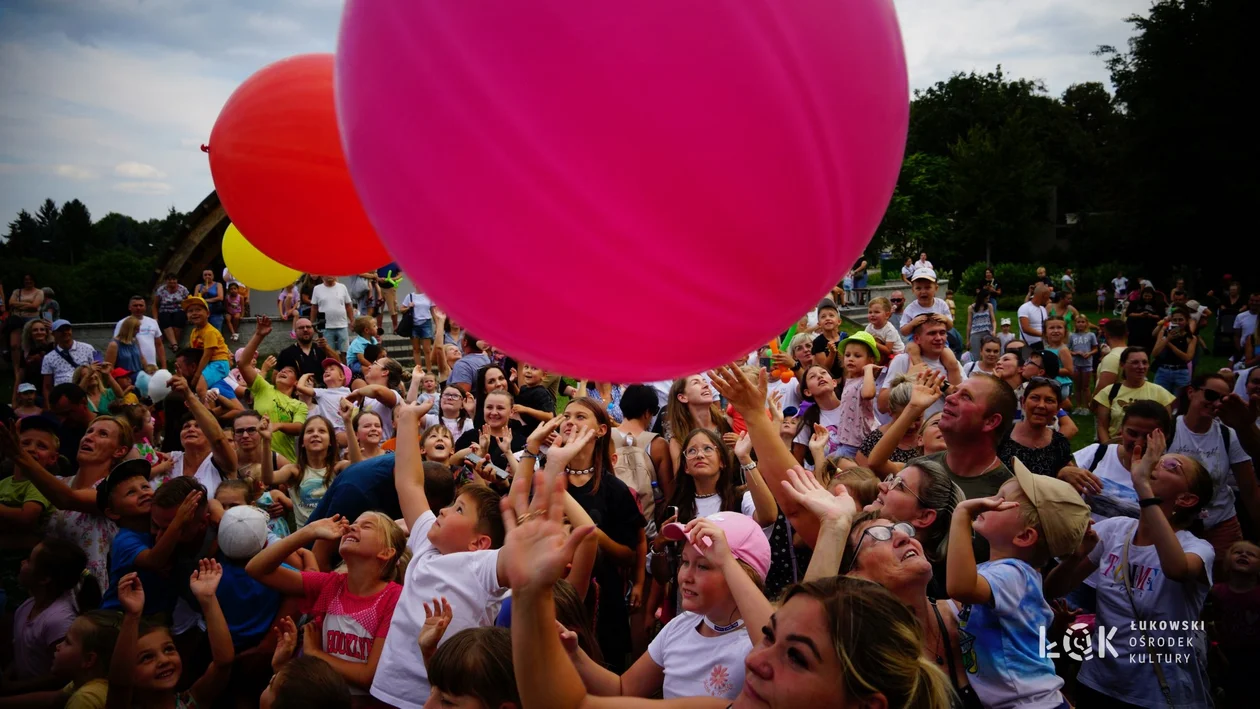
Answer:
[
  {"left": 114, "top": 181, "right": 173, "bottom": 195},
  {"left": 114, "top": 161, "right": 167, "bottom": 179},
  {"left": 54, "top": 164, "right": 98, "bottom": 180}
]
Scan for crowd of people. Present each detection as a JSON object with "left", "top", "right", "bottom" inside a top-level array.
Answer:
[{"left": 1, "top": 259, "right": 1259, "bottom": 709}]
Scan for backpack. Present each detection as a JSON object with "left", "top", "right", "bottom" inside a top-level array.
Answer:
[
  {"left": 1088, "top": 419, "right": 1232, "bottom": 472},
  {"left": 612, "top": 436, "right": 658, "bottom": 524}
]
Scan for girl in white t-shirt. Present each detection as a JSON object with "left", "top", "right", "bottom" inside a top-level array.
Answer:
[
  {"left": 656, "top": 430, "right": 777, "bottom": 530},
  {"left": 247, "top": 511, "right": 409, "bottom": 696},
  {"left": 424, "top": 385, "right": 476, "bottom": 441},
  {"left": 792, "top": 365, "right": 843, "bottom": 465},
  {"left": 565, "top": 513, "right": 774, "bottom": 701},
  {"left": 1046, "top": 429, "right": 1215, "bottom": 709}
]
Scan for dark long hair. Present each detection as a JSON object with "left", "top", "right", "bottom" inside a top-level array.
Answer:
[
  {"left": 567, "top": 397, "right": 615, "bottom": 494},
  {"left": 797, "top": 365, "right": 836, "bottom": 460},
  {"left": 472, "top": 364, "right": 509, "bottom": 429},
  {"left": 664, "top": 428, "right": 740, "bottom": 524},
  {"left": 296, "top": 415, "right": 341, "bottom": 488}
]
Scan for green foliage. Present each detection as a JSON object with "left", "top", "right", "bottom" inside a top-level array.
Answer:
[
  {"left": 871, "top": 152, "right": 954, "bottom": 260},
  {"left": 957, "top": 261, "right": 1142, "bottom": 306},
  {"left": 2, "top": 197, "right": 185, "bottom": 322}
]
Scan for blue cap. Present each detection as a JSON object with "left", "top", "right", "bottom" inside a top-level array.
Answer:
[{"left": 51, "top": 319, "right": 72, "bottom": 331}]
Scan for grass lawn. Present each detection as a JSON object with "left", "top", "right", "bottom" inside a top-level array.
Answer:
[{"left": 991, "top": 308, "right": 1229, "bottom": 450}]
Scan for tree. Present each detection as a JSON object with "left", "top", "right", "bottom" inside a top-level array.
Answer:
[
  {"left": 871, "top": 152, "right": 954, "bottom": 261},
  {"left": 1100, "top": 0, "right": 1259, "bottom": 279},
  {"left": 57, "top": 199, "right": 93, "bottom": 264},
  {"left": 2, "top": 209, "right": 40, "bottom": 258}
]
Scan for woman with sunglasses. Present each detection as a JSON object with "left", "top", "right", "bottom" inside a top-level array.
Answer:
[
  {"left": 781, "top": 470, "right": 978, "bottom": 709},
  {"left": 1168, "top": 372, "right": 1258, "bottom": 565},
  {"left": 997, "top": 377, "right": 1072, "bottom": 477},
  {"left": 1046, "top": 430, "right": 1215, "bottom": 709}
]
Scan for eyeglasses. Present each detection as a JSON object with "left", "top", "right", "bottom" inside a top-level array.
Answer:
[
  {"left": 1160, "top": 457, "right": 1185, "bottom": 474},
  {"left": 883, "top": 474, "right": 928, "bottom": 507},
  {"left": 845, "top": 522, "right": 916, "bottom": 573},
  {"left": 1200, "top": 389, "right": 1224, "bottom": 403},
  {"left": 684, "top": 445, "right": 719, "bottom": 459},
  {"left": 441, "top": 393, "right": 463, "bottom": 400},
  {"left": 233, "top": 427, "right": 259, "bottom": 436}
]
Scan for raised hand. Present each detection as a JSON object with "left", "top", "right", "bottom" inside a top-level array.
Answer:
[
  {"left": 418, "top": 597, "right": 453, "bottom": 663},
  {"left": 169, "top": 374, "right": 190, "bottom": 398},
  {"left": 260, "top": 355, "right": 277, "bottom": 375},
  {"left": 957, "top": 495, "right": 1018, "bottom": 520},
  {"left": 499, "top": 464, "right": 595, "bottom": 594},
  {"left": 271, "top": 616, "right": 297, "bottom": 672},
  {"left": 302, "top": 619, "right": 322, "bottom": 655},
  {"left": 255, "top": 315, "right": 273, "bottom": 338},
  {"left": 909, "top": 368, "right": 945, "bottom": 410},
  {"left": 544, "top": 428, "right": 595, "bottom": 471},
  {"left": 304, "top": 514, "right": 351, "bottom": 541},
  {"left": 733, "top": 431, "right": 753, "bottom": 461},
  {"left": 339, "top": 397, "right": 356, "bottom": 423},
  {"left": 117, "top": 572, "right": 145, "bottom": 615},
  {"left": 526, "top": 416, "right": 564, "bottom": 450},
  {"left": 767, "top": 389, "right": 785, "bottom": 427},
  {"left": 189, "top": 558, "right": 223, "bottom": 600},
  {"left": 258, "top": 416, "right": 272, "bottom": 441},
  {"left": 393, "top": 400, "right": 428, "bottom": 425},
  {"left": 172, "top": 490, "right": 204, "bottom": 530},
  {"left": 781, "top": 466, "right": 857, "bottom": 523},
  {"left": 683, "top": 517, "right": 734, "bottom": 567},
  {"left": 708, "top": 363, "right": 767, "bottom": 415},
  {"left": 808, "top": 424, "right": 829, "bottom": 450}
]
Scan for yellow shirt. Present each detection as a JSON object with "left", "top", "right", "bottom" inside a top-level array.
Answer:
[
  {"left": 1098, "top": 347, "right": 1128, "bottom": 377},
  {"left": 64, "top": 679, "right": 108, "bottom": 709},
  {"left": 189, "top": 323, "right": 230, "bottom": 363},
  {"left": 1093, "top": 380, "right": 1175, "bottom": 437}
]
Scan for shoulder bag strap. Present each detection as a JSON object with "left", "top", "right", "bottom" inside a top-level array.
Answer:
[{"left": 1120, "top": 533, "right": 1175, "bottom": 709}]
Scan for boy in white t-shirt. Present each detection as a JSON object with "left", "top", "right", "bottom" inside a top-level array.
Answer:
[
  {"left": 371, "top": 402, "right": 523, "bottom": 708},
  {"left": 898, "top": 268, "right": 953, "bottom": 336},
  {"left": 295, "top": 358, "right": 353, "bottom": 445},
  {"left": 997, "top": 318, "right": 1017, "bottom": 350},
  {"left": 947, "top": 460, "right": 1088, "bottom": 709},
  {"left": 865, "top": 297, "right": 905, "bottom": 361}
]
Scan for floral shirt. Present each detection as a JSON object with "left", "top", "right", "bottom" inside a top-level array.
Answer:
[
  {"left": 44, "top": 476, "right": 116, "bottom": 593},
  {"left": 155, "top": 284, "right": 190, "bottom": 314}
]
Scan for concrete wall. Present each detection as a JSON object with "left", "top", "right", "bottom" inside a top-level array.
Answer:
[{"left": 838, "top": 279, "right": 949, "bottom": 325}]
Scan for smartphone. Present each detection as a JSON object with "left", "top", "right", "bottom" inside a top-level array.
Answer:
[
  {"left": 663, "top": 505, "right": 679, "bottom": 521},
  {"left": 92, "top": 351, "right": 104, "bottom": 364},
  {"left": 465, "top": 452, "right": 509, "bottom": 480},
  {"left": 759, "top": 356, "right": 773, "bottom": 369}
]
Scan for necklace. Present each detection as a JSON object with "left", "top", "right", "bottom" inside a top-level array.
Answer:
[
  {"left": 695, "top": 492, "right": 720, "bottom": 499},
  {"left": 702, "top": 616, "right": 745, "bottom": 634},
  {"left": 564, "top": 465, "right": 595, "bottom": 476}
]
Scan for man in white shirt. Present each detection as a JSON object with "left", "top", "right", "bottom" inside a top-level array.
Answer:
[
  {"left": 114, "top": 295, "right": 166, "bottom": 369},
  {"left": 41, "top": 320, "right": 99, "bottom": 400},
  {"left": 914, "top": 252, "right": 933, "bottom": 271},
  {"left": 1018, "top": 284, "right": 1051, "bottom": 348},
  {"left": 1111, "top": 273, "right": 1128, "bottom": 298},
  {"left": 310, "top": 276, "right": 355, "bottom": 355},
  {"left": 1060, "top": 268, "right": 1074, "bottom": 295},
  {"left": 878, "top": 316, "right": 960, "bottom": 418},
  {"left": 1234, "top": 292, "right": 1260, "bottom": 356}
]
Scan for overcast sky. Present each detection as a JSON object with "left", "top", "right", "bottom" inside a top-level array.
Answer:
[{"left": 0, "top": 0, "right": 1154, "bottom": 225}]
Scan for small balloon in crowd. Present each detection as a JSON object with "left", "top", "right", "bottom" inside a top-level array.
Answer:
[
  {"left": 336, "top": 1, "right": 909, "bottom": 380},
  {"left": 147, "top": 369, "right": 173, "bottom": 403},
  {"left": 221, "top": 224, "right": 302, "bottom": 290},
  {"left": 207, "top": 53, "right": 391, "bottom": 276}
]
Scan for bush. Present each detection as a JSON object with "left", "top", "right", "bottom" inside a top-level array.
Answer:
[
  {"left": 958, "top": 261, "right": 1141, "bottom": 301},
  {"left": 1, "top": 250, "right": 157, "bottom": 323}
]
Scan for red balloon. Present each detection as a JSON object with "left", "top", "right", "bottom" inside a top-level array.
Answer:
[{"left": 208, "top": 54, "right": 390, "bottom": 275}]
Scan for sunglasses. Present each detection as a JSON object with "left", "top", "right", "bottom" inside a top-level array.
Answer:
[
  {"left": 890, "top": 298, "right": 905, "bottom": 303},
  {"left": 883, "top": 474, "right": 928, "bottom": 507},
  {"left": 1160, "top": 457, "right": 1185, "bottom": 473},
  {"left": 846, "top": 522, "right": 916, "bottom": 573},
  {"left": 233, "top": 426, "right": 259, "bottom": 436},
  {"left": 1200, "top": 388, "right": 1224, "bottom": 403}
]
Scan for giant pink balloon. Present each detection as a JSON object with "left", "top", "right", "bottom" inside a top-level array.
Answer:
[{"left": 336, "top": 0, "right": 908, "bottom": 381}]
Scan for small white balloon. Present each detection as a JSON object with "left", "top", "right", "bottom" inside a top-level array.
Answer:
[{"left": 147, "top": 369, "right": 173, "bottom": 403}]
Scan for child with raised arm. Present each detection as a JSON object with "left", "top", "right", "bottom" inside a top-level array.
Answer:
[
  {"left": 370, "top": 401, "right": 594, "bottom": 707},
  {"left": 947, "top": 459, "right": 1088, "bottom": 709},
  {"left": 106, "top": 561, "right": 233, "bottom": 709},
  {"left": 247, "top": 511, "right": 407, "bottom": 698}
]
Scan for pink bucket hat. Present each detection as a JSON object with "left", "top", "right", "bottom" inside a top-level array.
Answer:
[{"left": 661, "top": 511, "right": 771, "bottom": 581}]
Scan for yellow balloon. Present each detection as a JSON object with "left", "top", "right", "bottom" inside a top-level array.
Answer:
[{"left": 222, "top": 224, "right": 302, "bottom": 290}]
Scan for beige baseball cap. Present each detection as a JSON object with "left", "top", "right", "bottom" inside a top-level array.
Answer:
[{"left": 1011, "top": 457, "right": 1090, "bottom": 558}]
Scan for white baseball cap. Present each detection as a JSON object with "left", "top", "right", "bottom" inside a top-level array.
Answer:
[
  {"left": 911, "top": 267, "right": 937, "bottom": 283},
  {"left": 217, "top": 506, "right": 269, "bottom": 560}
]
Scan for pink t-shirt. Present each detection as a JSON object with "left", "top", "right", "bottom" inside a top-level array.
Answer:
[
  {"left": 301, "top": 571, "right": 403, "bottom": 693},
  {"left": 837, "top": 376, "right": 875, "bottom": 447}
]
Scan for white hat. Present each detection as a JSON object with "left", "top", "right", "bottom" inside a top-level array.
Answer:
[
  {"left": 217, "top": 506, "right": 269, "bottom": 560},
  {"left": 1000, "top": 317, "right": 1012, "bottom": 326},
  {"left": 911, "top": 267, "right": 937, "bottom": 283}
]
